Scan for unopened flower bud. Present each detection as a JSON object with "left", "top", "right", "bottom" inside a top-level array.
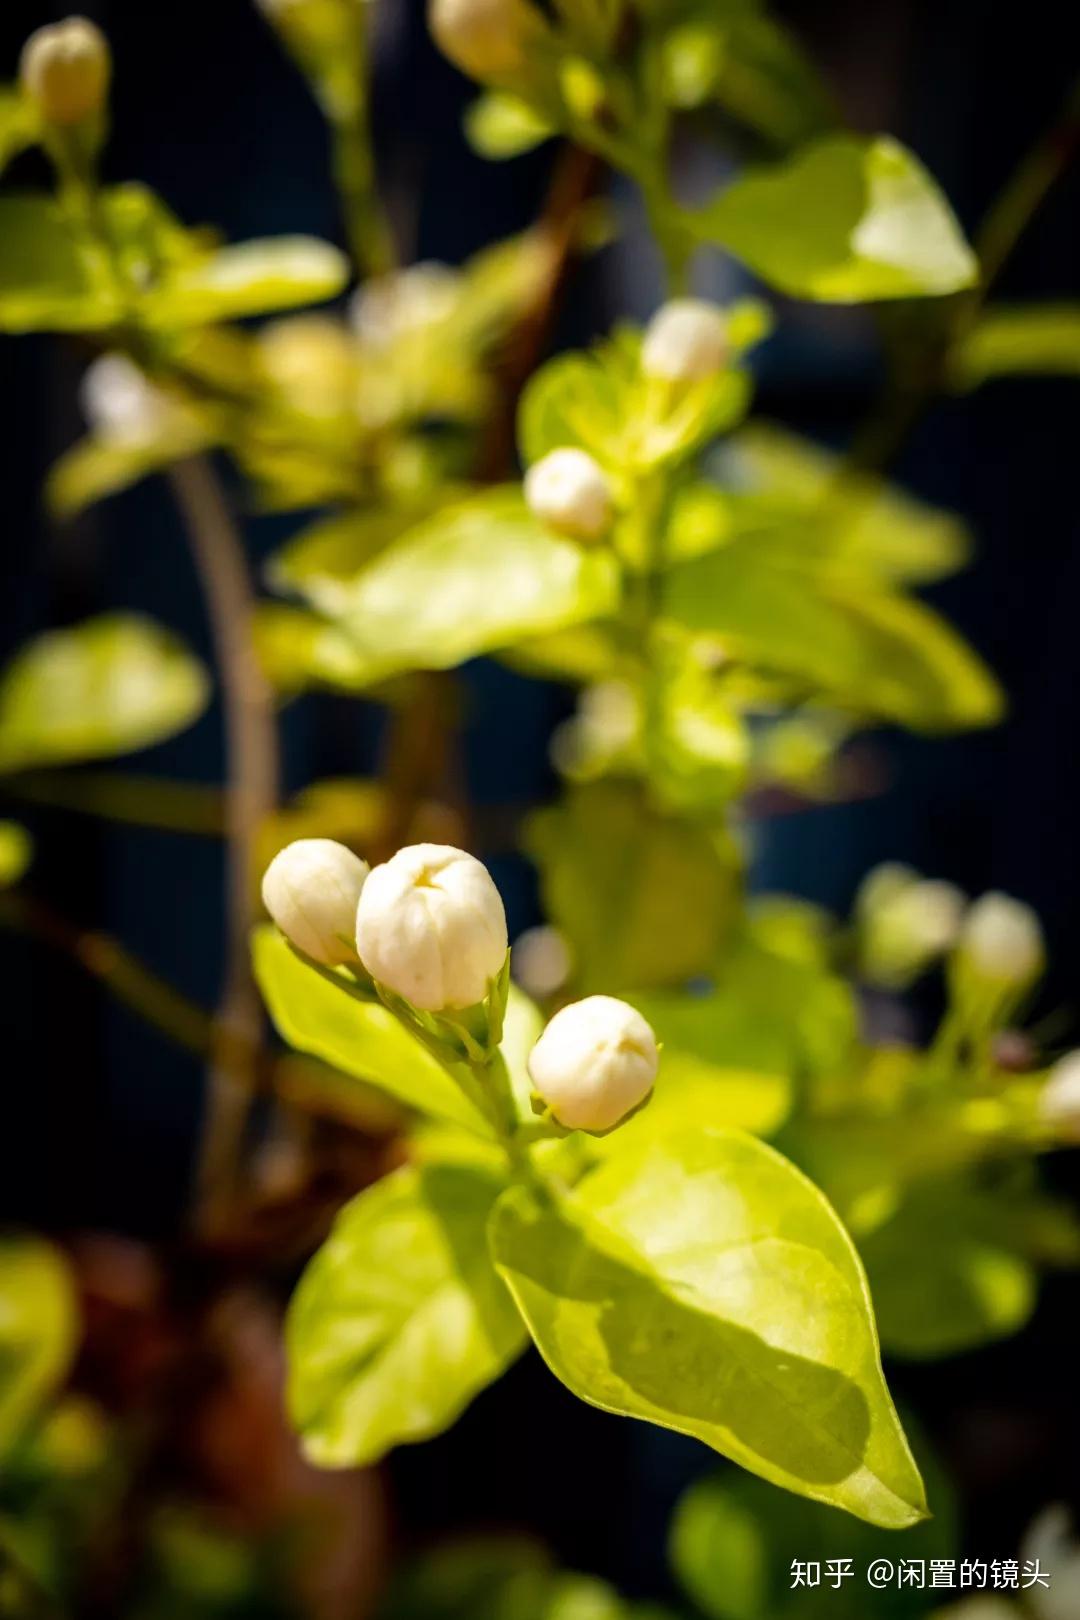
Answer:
[
  {"left": 527, "top": 995, "right": 658, "bottom": 1132},
  {"left": 428, "top": 0, "right": 540, "bottom": 81},
  {"left": 355, "top": 843, "right": 507, "bottom": 1011},
  {"left": 959, "top": 891, "right": 1044, "bottom": 986},
  {"left": 20, "top": 17, "right": 110, "bottom": 128},
  {"left": 642, "top": 299, "right": 728, "bottom": 382},
  {"left": 511, "top": 925, "right": 572, "bottom": 999},
  {"left": 1040, "top": 1052, "right": 1080, "bottom": 1143},
  {"left": 262, "top": 838, "right": 370, "bottom": 966},
  {"left": 857, "top": 863, "right": 966, "bottom": 988},
  {"left": 80, "top": 354, "right": 179, "bottom": 447},
  {"left": 525, "top": 448, "right": 612, "bottom": 542}
]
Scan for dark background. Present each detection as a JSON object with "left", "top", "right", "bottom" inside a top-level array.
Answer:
[{"left": 2, "top": 0, "right": 1080, "bottom": 1602}]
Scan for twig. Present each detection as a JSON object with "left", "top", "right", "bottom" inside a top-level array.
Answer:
[{"left": 168, "top": 458, "right": 280, "bottom": 1236}]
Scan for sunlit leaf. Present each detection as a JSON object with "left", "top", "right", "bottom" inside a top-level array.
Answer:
[
  {"left": 491, "top": 1129, "right": 927, "bottom": 1528},
  {"left": 693, "top": 136, "right": 977, "bottom": 302},
  {"left": 287, "top": 1163, "right": 525, "bottom": 1466},
  {"left": 952, "top": 303, "right": 1080, "bottom": 389},
  {"left": 47, "top": 429, "right": 211, "bottom": 520},
  {"left": 0, "top": 1236, "right": 77, "bottom": 1456},
  {"left": 146, "top": 238, "right": 349, "bottom": 326},
  {"left": 465, "top": 91, "right": 555, "bottom": 158},
  {"left": 252, "top": 603, "right": 388, "bottom": 695},
  {"left": 0, "top": 614, "right": 210, "bottom": 773}
]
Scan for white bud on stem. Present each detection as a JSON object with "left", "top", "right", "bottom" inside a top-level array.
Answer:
[
  {"left": 525, "top": 448, "right": 612, "bottom": 541},
  {"left": 262, "top": 838, "right": 370, "bottom": 966},
  {"left": 1040, "top": 1052, "right": 1080, "bottom": 1143},
  {"left": 428, "top": 0, "right": 538, "bottom": 81},
  {"left": 959, "top": 891, "right": 1044, "bottom": 986},
  {"left": 641, "top": 299, "right": 729, "bottom": 382},
  {"left": 528, "top": 995, "right": 659, "bottom": 1132},
  {"left": 355, "top": 843, "right": 508, "bottom": 1011},
  {"left": 20, "top": 17, "right": 110, "bottom": 128}
]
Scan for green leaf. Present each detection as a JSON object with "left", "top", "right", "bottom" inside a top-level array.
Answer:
[
  {"left": 144, "top": 236, "right": 350, "bottom": 326},
  {"left": 0, "top": 1237, "right": 78, "bottom": 1456},
  {"left": 693, "top": 136, "right": 977, "bottom": 302},
  {"left": 0, "top": 195, "right": 120, "bottom": 334},
  {"left": 465, "top": 91, "right": 555, "bottom": 158},
  {"left": 664, "top": 542, "right": 1003, "bottom": 731},
  {"left": 491, "top": 1129, "right": 927, "bottom": 1528},
  {"left": 251, "top": 924, "right": 489, "bottom": 1134},
  {"left": 952, "top": 303, "right": 1080, "bottom": 389},
  {"left": 287, "top": 1162, "right": 526, "bottom": 1467},
  {"left": 0, "top": 822, "right": 32, "bottom": 887},
  {"left": 253, "top": 603, "right": 390, "bottom": 696},
  {"left": 47, "top": 430, "right": 211, "bottom": 521},
  {"left": 0, "top": 90, "right": 38, "bottom": 176},
  {"left": 526, "top": 781, "right": 739, "bottom": 992},
  {"left": 0, "top": 614, "right": 210, "bottom": 773},
  {"left": 670, "top": 1427, "right": 955, "bottom": 1619},
  {"left": 287, "top": 491, "right": 620, "bottom": 679},
  {"left": 374, "top": 1538, "right": 635, "bottom": 1620}
]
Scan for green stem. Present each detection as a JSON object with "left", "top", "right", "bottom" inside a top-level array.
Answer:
[{"left": 331, "top": 96, "right": 396, "bottom": 280}]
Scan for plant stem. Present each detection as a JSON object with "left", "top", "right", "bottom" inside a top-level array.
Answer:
[
  {"left": 168, "top": 457, "right": 280, "bottom": 1235},
  {"left": 331, "top": 96, "right": 396, "bottom": 280}
]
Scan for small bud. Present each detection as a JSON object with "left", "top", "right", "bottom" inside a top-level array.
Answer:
[
  {"left": 511, "top": 925, "right": 572, "bottom": 999},
  {"left": 429, "top": 0, "right": 540, "bottom": 81},
  {"left": 959, "top": 891, "right": 1044, "bottom": 986},
  {"left": 525, "top": 448, "right": 612, "bottom": 542},
  {"left": 856, "top": 863, "right": 966, "bottom": 988},
  {"left": 80, "top": 353, "right": 181, "bottom": 447},
  {"left": 355, "top": 843, "right": 508, "bottom": 1011},
  {"left": 641, "top": 299, "right": 729, "bottom": 382},
  {"left": 1040, "top": 1052, "right": 1080, "bottom": 1143},
  {"left": 20, "top": 17, "right": 110, "bottom": 128},
  {"left": 262, "top": 838, "right": 370, "bottom": 966},
  {"left": 527, "top": 995, "right": 658, "bottom": 1133}
]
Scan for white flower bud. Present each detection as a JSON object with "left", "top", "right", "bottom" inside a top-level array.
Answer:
[
  {"left": 355, "top": 843, "right": 508, "bottom": 1011},
  {"left": 20, "top": 17, "right": 110, "bottom": 128},
  {"left": 262, "top": 838, "right": 370, "bottom": 966},
  {"left": 959, "top": 891, "right": 1044, "bottom": 985},
  {"left": 511, "top": 925, "right": 572, "bottom": 999},
  {"left": 527, "top": 995, "right": 658, "bottom": 1132},
  {"left": 429, "top": 0, "right": 539, "bottom": 81},
  {"left": 79, "top": 354, "right": 179, "bottom": 447},
  {"left": 525, "top": 448, "right": 613, "bottom": 542},
  {"left": 641, "top": 299, "right": 729, "bottom": 382},
  {"left": 1040, "top": 1052, "right": 1080, "bottom": 1143}
]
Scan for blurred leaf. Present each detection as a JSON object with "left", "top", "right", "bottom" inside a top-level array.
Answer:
[
  {"left": 0, "top": 822, "right": 32, "bottom": 887},
  {"left": 648, "top": 634, "right": 750, "bottom": 812},
  {"left": 693, "top": 136, "right": 977, "bottom": 301},
  {"left": 664, "top": 541, "right": 1003, "bottom": 731},
  {"left": 144, "top": 236, "right": 349, "bottom": 326},
  {"left": 375, "top": 1538, "right": 637, "bottom": 1620},
  {"left": 726, "top": 423, "right": 971, "bottom": 584},
  {"left": 252, "top": 925, "right": 489, "bottom": 1134},
  {"left": 287, "top": 1163, "right": 525, "bottom": 1467},
  {"left": 0, "top": 195, "right": 119, "bottom": 334},
  {"left": 289, "top": 491, "right": 620, "bottom": 679},
  {"left": 491, "top": 1129, "right": 927, "bottom": 1528},
  {"left": 252, "top": 603, "right": 388, "bottom": 696},
  {"left": 47, "top": 430, "right": 211, "bottom": 520},
  {"left": 526, "top": 781, "right": 738, "bottom": 992},
  {"left": 0, "top": 614, "right": 210, "bottom": 773},
  {"left": 266, "top": 505, "right": 448, "bottom": 599},
  {"left": 465, "top": 92, "right": 555, "bottom": 158},
  {"left": 0, "top": 91, "right": 38, "bottom": 176},
  {"left": 670, "top": 1425, "right": 955, "bottom": 1619},
  {"left": 952, "top": 303, "right": 1080, "bottom": 388},
  {"left": 0, "top": 1237, "right": 77, "bottom": 1456}
]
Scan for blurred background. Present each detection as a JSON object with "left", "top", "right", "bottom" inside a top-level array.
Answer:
[{"left": 2, "top": 0, "right": 1080, "bottom": 1614}]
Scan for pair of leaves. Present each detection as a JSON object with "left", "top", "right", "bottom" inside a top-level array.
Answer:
[{"left": 0, "top": 614, "right": 209, "bottom": 774}]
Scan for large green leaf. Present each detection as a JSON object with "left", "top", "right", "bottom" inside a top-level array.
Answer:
[
  {"left": 694, "top": 136, "right": 977, "bottom": 302},
  {"left": 670, "top": 1428, "right": 955, "bottom": 1619},
  {"left": 664, "top": 542, "right": 1003, "bottom": 731},
  {"left": 490, "top": 1130, "right": 927, "bottom": 1528},
  {"left": 526, "top": 781, "right": 739, "bottom": 992},
  {"left": 0, "top": 1237, "right": 77, "bottom": 1456},
  {"left": 952, "top": 303, "right": 1080, "bottom": 388},
  {"left": 285, "top": 491, "right": 620, "bottom": 678},
  {"left": 0, "top": 614, "right": 210, "bottom": 773},
  {"left": 287, "top": 1162, "right": 525, "bottom": 1466},
  {"left": 252, "top": 925, "right": 488, "bottom": 1133}
]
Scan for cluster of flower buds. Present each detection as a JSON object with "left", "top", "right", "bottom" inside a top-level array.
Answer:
[
  {"left": 262, "top": 838, "right": 658, "bottom": 1132},
  {"left": 20, "top": 16, "right": 110, "bottom": 130}
]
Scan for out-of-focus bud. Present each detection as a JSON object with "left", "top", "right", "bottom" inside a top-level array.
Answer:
[
  {"left": 511, "top": 925, "right": 572, "bottom": 999},
  {"left": 257, "top": 316, "right": 357, "bottom": 418},
  {"left": 958, "top": 890, "right": 1044, "bottom": 987},
  {"left": 20, "top": 17, "right": 110, "bottom": 127},
  {"left": 856, "top": 862, "right": 966, "bottom": 989},
  {"left": 79, "top": 353, "right": 181, "bottom": 447},
  {"left": 642, "top": 299, "right": 729, "bottom": 382},
  {"left": 1021, "top": 1504, "right": 1080, "bottom": 1620},
  {"left": 429, "top": 0, "right": 541, "bottom": 82},
  {"left": 349, "top": 263, "right": 461, "bottom": 351},
  {"left": 1039, "top": 1052, "right": 1080, "bottom": 1143},
  {"left": 525, "top": 448, "right": 613, "bottom": 542},
  {"left": 262, "top": 838, "right": 370, "bottom": 966},
  {"left": 527, "top": 995, "right": 658, "bottom": 1132},
  {"left": 355, "top": 843, "right": 508, "bottom": 1011}
]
